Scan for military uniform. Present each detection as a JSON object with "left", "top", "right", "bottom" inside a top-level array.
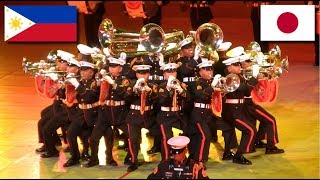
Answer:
[
  {"left": 189, "top": 0, "right": 215, "bottom": 30},
  {"left": 126, "top": 77, "right": 159, "bottom": 171}
]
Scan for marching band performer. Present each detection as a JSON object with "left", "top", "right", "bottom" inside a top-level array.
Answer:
[
  {"left": 35, "top": 51, "right": 70, "bottom": 154},
  {"left": 126, "top": 64, "right": 159, "bottom": 172},
  {"left": 240, "top": 57, "right": 284, "bottom": 154},
  {"left": 157, "top": 62, "right": 190, "bottom": 161},
  {"left": 86, "top": 53, "right": 131, "bottom": 167},
  {"left": 221, "top": 54, "right": 258, "bottom": 165},
  {"left": 63, "top": 44, "right": 100, "bottom": 167},
  {"left": 40, "top": 51, "right": 78, "bottom": 158}
]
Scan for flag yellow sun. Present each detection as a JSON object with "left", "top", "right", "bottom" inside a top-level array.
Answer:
[{"left": 9, "top": 16, "right": 23, "bottom": 31}]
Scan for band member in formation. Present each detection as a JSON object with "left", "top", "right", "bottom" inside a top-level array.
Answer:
[
  {"left": 40, "top": 51, "right": 78, "bottom": 158},
  {"left": 126, "top": 64, "right": 159, "bottom": 172},
  {"left": 86, "top": 53, "right": 131, "bottom": 167},
  {"left": 63, "top": 44, "right": 100, "bottom": 167},
  {"left": 240, "top": 57, "right": 284, "bottom": 154},
  {"left": 147, "top": 136, "right": 209, "bottom": 179},
  {"left": 221, "top": 53, "right": 259, "bottom": 165},
  {"left": 35, "top": 51, "right": 70, "bottom": 154},
  {"left": 157, "top": 62, "right": 190, "bottom": 161}
]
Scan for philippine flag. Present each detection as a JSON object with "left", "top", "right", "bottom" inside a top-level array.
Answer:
[
  {"left": 260, "top": 5, "right": 315, "bottom": 41},
  {"left": 4, "top": 5, "right": 77, "bottom": 42}
]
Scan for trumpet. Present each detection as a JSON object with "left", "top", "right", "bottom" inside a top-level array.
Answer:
[
  {"left": 22, "top": 58, "right": 57, "bottom": 76},
  {"left": 212, "top": 74, "right": 240, "bottom": 94},
  {"left": 169, "top": 78, "right": 180, "bottom": 88},
  {"left": 137, "top": 80, "right": 148, "bottom": 91}
]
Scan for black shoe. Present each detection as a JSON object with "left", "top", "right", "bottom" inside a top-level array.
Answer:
[
  {"left": 127, "top": 163, "right": 138, "bottom": 172},
  {"left": 232, "top": 155, "right": 252, "bottom": 165},
  {"left": 35, "top": 145, "right": 46, "bottom": 153},
  {"left": 41, "top": 151, "right": 59, "bottom": 158},
  {"left": 81, "top": 153, "right": 91, "bottom": 161},
  {"left": 265, "top": 146, "right": 285, "bottom": 154},
  {"left": 124, "top": 157, "right": 132, "bottom": 165},
  {"left": 85, "top": 159, "right": 99, "bottom": 168},
  {"left": 222, "top": 151, "right": 235, "bottom": 160},
  {"left": 211, "top": 136, "right": 218, "bottom": 143},
  {"left": 147, "top": 147, "right": 161, "bottom": 155},
  {"left": 107, "top": 159, "right": 118, "bottom": 166},
  {"left": 255, "top": 141, "right": 267, "bottom": 148},
  {"left": 63, "top": 158, "right": 80, "bottom": 167}
]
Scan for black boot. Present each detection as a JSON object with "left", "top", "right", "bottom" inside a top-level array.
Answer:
[
  {"left": 147, "top": 146, "right": 161, "bottom": 154},
  {"left": 35, "top": 145, "right": 46, "bottom": 153},
  {"left": 232, "top": 154, "right": 252, "bottom": 165},
  {"left": 107, "top": 159, "right": 118, "bottom": 166},
  {"left": 63, "top": 158, "right": 80, "bottom": 167},
  {"left": 255, "top": 141, "right": 267, "bottom": 148},
  {"left": 222, "top": 151, "right": 235, "bottom": 160},
  {"left": 85, "top": 159, "right": 99, "bottom": 168},
  {"left": 81, "top": 153, "right": 91, "bottom": 161},
  {"left": 265, "top": 146, "right": 285, "bottom": 154},
  {"left": 127, "top": 162, "right": 138, "bottom": 172}
]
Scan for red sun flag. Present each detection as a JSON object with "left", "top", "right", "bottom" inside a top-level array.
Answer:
[{"left": 261, "top": 5, "right": 315, "bottom": 41}]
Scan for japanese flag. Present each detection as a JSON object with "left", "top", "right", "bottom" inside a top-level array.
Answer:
[{"left": 261, "top": 5, "right": 315, "bottom": 41}]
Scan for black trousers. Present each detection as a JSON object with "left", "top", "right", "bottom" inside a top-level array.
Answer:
[
  {"left": 222, "top": 104, "right": 257, "bottom": 155},
  {"left": 251, "top": 7, "right": 269, "bottom": 53},
  {"left": 315, "top": 33, "right": 319, "bottom": 66},
  {"left": 83, "top": 2, "right": 105, "bottom": 47},
  {"left": 142, "top": 7, "right": 162, "bottom": 26},
  {"left": 42, "top": 104, "right": 69, "bottom": 153},
  {"left": 190, "top": 7, "right": 213, "bottom": 31}
]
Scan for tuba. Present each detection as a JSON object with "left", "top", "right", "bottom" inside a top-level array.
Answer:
[
  {"left": 98, "top": 18, "right": 184, "bottom": 58},
  {"left": 194, "top": 23, "right": 224, "bottom": 62}
]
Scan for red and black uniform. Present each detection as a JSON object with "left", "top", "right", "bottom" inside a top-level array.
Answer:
[
  {"left": 189, "top": 0, "right": 215, "bottom": 30},
  {"left": 157, "top": 82, "right": 190, "bottom": 160},
  {"left": 126, "top": 80, "right": 158, "bottom": 166},
  {"left": 147, "top": 158, "right": 209, "bottom": 179},
  {"left": 65, "top": 78, "right": 100, "bottom": 166},
  {"left": 89, "top": 76, "right": 130, "bottom": 165},
  {"left": 222, "top": 74, "right": 258, "bottom": 158}
]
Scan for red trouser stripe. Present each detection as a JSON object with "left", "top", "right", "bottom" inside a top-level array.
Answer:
[
  {"left": 160, "top": 124, "right": 169, "bottom": 160},
  {"left": 127, "top": 124, "right": 135, "bottom": 163},
  {"left": 235, "top": 119, "right": 254, "bottom": 153},
  {"left": 196, "top": 123, "right": 206, "bottom": 161},
  {"left": 255, "top": 109, "right": 278, "bottom": 144}
]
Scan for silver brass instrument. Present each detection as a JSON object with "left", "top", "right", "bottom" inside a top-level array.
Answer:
[
  {"left": 170, "top": 78, "right": 181, "bottom": 89},
  {"left": 194, "top": 23, "right": 224, "bottom": 62},
  {"left": 22, "top": 58, "right": 57, "bottom": 76},
  {"left": 137, "top": 80, "right": 147, "bottom": 91},
  {"left": 213, "top": 74, "right": 240, "bottom": 94},
  {"left": 98, "top": 18, "right": 184, "bottom": 58}
]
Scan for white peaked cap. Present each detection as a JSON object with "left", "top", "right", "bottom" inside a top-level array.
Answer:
[
  {"left": 57, "top": 50, "right": 75, "bottom": 61},
  {"left": 167, "top": 136, "right": 190, "bottom": 149},
  {"left": 226, "top": 46, "right": 244, "bottom": 57},
  {"left": 160, "top": 63, "right": 180, "bottom": 71},
  {"left": 217, "top": 42, "right": 232, "bottom": 51}
]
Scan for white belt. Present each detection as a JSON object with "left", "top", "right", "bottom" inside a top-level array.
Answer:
[
  {"left": 244, "top": 96, "right": 252, "bottom": 99},
  {"left": 225, "top": 99, "right": 244, "bottom": 104},
  {"left": 102, "top": 100, "right": 126, "bottom": 106},
  {"left": 183, "top": 77, "right": 195, "bottom": 83},
  {"left": 149, "top": 75, "right": 164, "bottom": 81},
  {"left": 190, "top": 4, "right": 209, "bottom": 8},
  {"left": 130, "top": 104, "right": 153, "bottom": 111},
  {"left": 194, "top": 103, "right": 211, "bottom": 109},
  {"left": 161, "top": 106, "right": 181, "bottom": 112},
  {"left": 78, "top": 102, "right": 100, "bottom": 109}
]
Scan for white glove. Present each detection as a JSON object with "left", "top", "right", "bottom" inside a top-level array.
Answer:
[
  {"left": 134, "top": 78, "right": 145, "bottom": 91},
  {"left": 66, "top": 73, "right": 79, "bottom": 88},
  {"left": 119, "top": 52, "right": 126, "bottom": 61},
  {"left": 252, "top": 64, "right": 260, "bottom": 78},
  {"left": 100, "top": 69, "right": 107, "bottom": 76},
  {"left": 46, "top": 73, "right": 58, "bottom": 81},
  {"left": 211, "top": 74, "right": 222, "bottom": 87},
  {"left": 193, "top": 45, "right": 201, "bottom": 60},
  {"left": 157, "top": 53, "right": 164, "bottom": 66},
  {"left": 103, "top": 75, "right": 115, "bottom": 85}
]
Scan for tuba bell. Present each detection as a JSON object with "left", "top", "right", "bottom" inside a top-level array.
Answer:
[
  {"left": 213, "top": 73, "right": 240, "bottom": 94},
  {"left": 194, "top": 23, "right": 224, "bottom": 63}
]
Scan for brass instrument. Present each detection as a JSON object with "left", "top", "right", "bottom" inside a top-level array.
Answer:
[
  {"left": 213, "top": 74, "right": 240, "bottom": 94},
  {"left": 169, "top": 78, "right": 180, "bottom": 88},
  {"left": 91, "top": 47, "right": 107, "bottom": 70},
  {"left": 22, "top": 58, "right": 57, "bottom": 76},
  {"left": 98, "top": 18, "right": 184, "bottom": 58},
  {"left": 194, "top": 23, "right": 224, "bottom": 62},
  {"left": 137, "top": 80, "right": 147, "bottom": 91}
]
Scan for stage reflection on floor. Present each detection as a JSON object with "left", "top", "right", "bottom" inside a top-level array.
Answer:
[{"left": 0, "top": 63, "right": 318, "bottom": 179}]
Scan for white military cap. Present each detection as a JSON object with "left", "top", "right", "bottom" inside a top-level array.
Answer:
[
  {"left": 197, "top": 58, "right": 215, "bottom": 68},
  {"left": 67, "top": 57, "right": 81, "bottom": 67},
  {"left": 179, "top": 36, "right": 193, "bottom": 49},
  {"left": 57, "top": 50, "right": 75, "bottom": 61},
  {"left": 238, "top": 53, "right": 251, "bottom": 62},
  {"left": 160, "top": 62, "right": 181, "bottom": 71},
  {"left": 77, "top": 44, "right": 95, "bottom": 55},
  {"left": 167, "top": 136, "right": 190, "bottom": 149},
  {"left": 226, "top": 46, "right": 244, "bottom": 57},
  {"left": 132, "top": 64, "right": 152, "bottom": 71},
  {"left": 77, "top": 44, "right": 96, "bottom": 68},
  {"left": 222, "top": 57, "right": 240, "bottom": 66},
  {"left": 217, "top": 42, "right": 232, "bottom": 51},
  {"left": 107, "top": 52, "right": 127, "bottom": 66}
]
